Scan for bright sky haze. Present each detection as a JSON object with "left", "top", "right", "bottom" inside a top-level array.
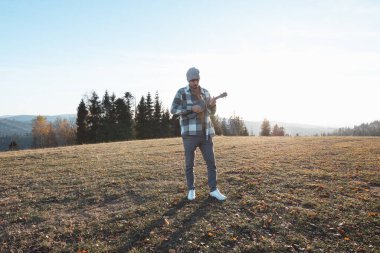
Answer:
[{"left": 1, "top": 0, "right": 379, "bottom": 127}]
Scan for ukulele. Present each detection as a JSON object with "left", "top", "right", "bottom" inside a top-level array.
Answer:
[
  {"left": 186, "top": 92, "right": 228, "bottom": 118},
  {"left": 213, "top": 92, "right": 228, "bottom": 101}
]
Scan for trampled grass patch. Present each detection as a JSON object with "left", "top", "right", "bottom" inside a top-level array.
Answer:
[{"left": 0, "top": 137, "right": 379, "bottom": 252}]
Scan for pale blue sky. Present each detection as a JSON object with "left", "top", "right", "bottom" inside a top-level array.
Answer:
[{"left": 1, "top": 0, "right": 379, "bottom": 127}]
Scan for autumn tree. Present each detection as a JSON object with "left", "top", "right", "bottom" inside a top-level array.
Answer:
[
  {"left": 32, "top": 116, "right": 57, "bottom": 148},
  {"left": 54, "top": 118, "right": 76, "bottom": 146},
  {"left": 32, "top": 115, "right": 48, "bottom": 148},
  {"left": 47, "top": 123, "right": 57, "bottom": 147}
]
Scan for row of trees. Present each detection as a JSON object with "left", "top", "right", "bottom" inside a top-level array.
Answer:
[
  {"left": 76, "top": 90, "right": 251, "bottom": 145},
  {"left": 8, "top": 88, "right": 379, "bottom": 151},
  {"left": 135, "top": 92, "right": 177, "bottom": 139},
  {"left": 76, "top": 91, "right": 135, "bottom": 144},
  {"left": 29, "top": 91, "right": 289, "bottom": 149},
  {"left": 28, "top": 90, "right": 251, "bottom": 149},
  {"left": 331, "top": 120, "right": 380, "bottom": 136},
  {"left": 260, "top": 119, "right": 286, "bottom": 136},
  {"left": 212, "top": 115, "right": 249, "bottom": 136},
  {"left": 76, "top": 91, "right": 181, "bottom": 144}
]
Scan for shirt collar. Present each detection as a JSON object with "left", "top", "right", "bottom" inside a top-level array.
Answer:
[{"left": 186, "top": 85, "right": 205, "bottom": 95}]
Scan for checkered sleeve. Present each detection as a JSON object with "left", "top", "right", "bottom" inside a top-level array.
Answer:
[{"left": 170, "top": 88, "right": 193, "bottom": 116}]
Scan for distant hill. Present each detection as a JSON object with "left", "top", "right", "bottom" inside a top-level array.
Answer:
[
  {"left": 0, "top": 114, "right": 76, "bottom": 151},
  {"left": 244, "top": 121, "right": 336, "bottom": 136},
  {"left": 0, "top": 118, "right": 33, "bottom": 136},
  {"left": 0, "top": 119, "right": 33, "bottom": 151},
  {"left": 0, "top": 114, "right": 76, "bottom": 137},
  {"left": 0, "top": 114, "right": 76, "bottom": 123}
]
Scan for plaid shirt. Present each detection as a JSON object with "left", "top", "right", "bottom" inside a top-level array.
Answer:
[{"left": 171, "top": 85, "right": 216, "bottom": 137}]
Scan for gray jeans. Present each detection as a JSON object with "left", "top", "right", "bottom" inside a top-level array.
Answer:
[{"left": 182, "top": 135, "right": 217, "bottom": 192}]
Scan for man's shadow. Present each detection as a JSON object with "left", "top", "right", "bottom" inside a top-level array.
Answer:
[
  {"left": 119, "top": 196, "right": 214, "bottom": 252},
  {"left": 157, "top": 197, "right": 212, "bottom": 251}
]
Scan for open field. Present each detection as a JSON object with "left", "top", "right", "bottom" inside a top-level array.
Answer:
[{"left": 0, "top": 136, "right": 379, "bottom": 252}]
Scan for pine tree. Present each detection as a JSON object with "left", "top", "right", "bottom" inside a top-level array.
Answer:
[
  {"left": 125, "top": 92, "right": 134, "bottom": 117},
  {"left": 145, "top": 92, "right": 154, "bottom": 138},
  {"left": 76, "top": 99, "right": 89, "bottom": 144},
  {"left": 161, "top": 109, "right": 172, "bottom": 138},
  {"left": 124, "top": 92, "right": 135, "bottom": 139},
  {"left": 170, "top": 115, "right": 181, "bottom": 137},
  {"left": 102, "top": 91, "right": 112, "bottom": 118},
  {"left": 260, "top": 118, "right": 271, "bottom": 136},
  {"left": 279, "top": 126, "right": 285, "bottom": 136},
  {"left": 114, "top": 98, "right": 127, "bottom": 140},
  {"left": 221, "top": 118, "right": 229, "bottom": 136},
  {"left": 153, "top": 91, "right": 162, "bottom": 138},
  {"left": 272, "top": 124, "right": 285, "bottom": 136},
  {"left": 100, "top": 90, "right": 110, "bottom": 141},
  {"left": 228, "top": 116, "right": 238, "bottom": 136},
  {"left": 87, "top": 91, "right": 103, "bottom": 143},
  {"left": 241, "top": 123, "right": 249, "bottom": 136},
  {"left": 272, "top": 124, "right": 279, "bottom": 136},
  {"left": 115, "top": 97, "right": 134, "bottom": 140},
  {"left": 135, "top": 96, "right": 147, "bottom": 139},
  {"left": 101, "top": 91, "right": 118, "bottom": 141},
  {"left": 109, "top": 93, "right": 117, "bottom": 140}
]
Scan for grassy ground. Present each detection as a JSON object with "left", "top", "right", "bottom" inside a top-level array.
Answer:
[{"left": 0, "top": 136, "right": 379, "bottom": 252}]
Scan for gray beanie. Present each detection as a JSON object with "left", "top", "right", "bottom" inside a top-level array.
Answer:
[{"left": 186, "top": 67, "right": 200, "bottom": 82}]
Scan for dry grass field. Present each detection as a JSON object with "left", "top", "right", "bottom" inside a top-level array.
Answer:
[{"left": 0, "top": 136, "right": 379, "bottom": 252}]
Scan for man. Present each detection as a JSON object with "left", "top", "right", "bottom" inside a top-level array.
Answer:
[{"left": 171, "top": 67, "right": 227, "bottom": 201}]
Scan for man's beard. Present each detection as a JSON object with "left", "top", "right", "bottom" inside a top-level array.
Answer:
[{"left": 190, "top": 84, "right": 200, "bottom": 91}]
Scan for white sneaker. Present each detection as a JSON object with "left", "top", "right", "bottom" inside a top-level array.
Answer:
[
  {"left": 187, "top": 190, "right": 195, "bottom": 201},
  {"left": 210, "top": 189, "right": 227, "bottom": 201}
]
